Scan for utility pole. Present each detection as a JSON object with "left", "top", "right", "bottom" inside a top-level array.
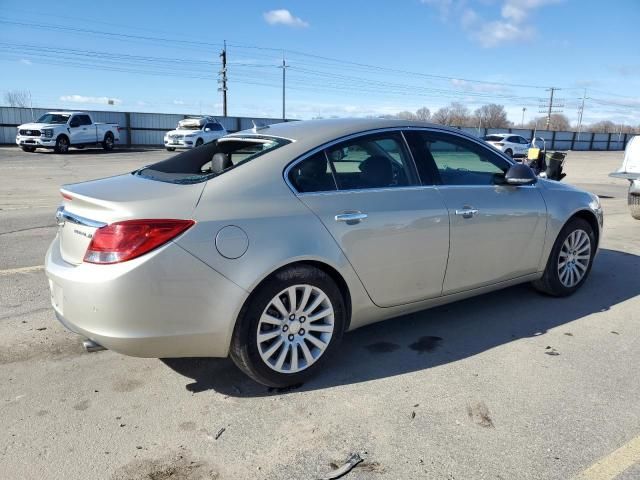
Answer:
[
  {"left": 218, "top": 40, "right": 228, "bottom": 117},
  {"left": 576, "top": 88, "right": 586, "bottom": 141},
  {"left": 540, "top": 87, "right": 563, "bottom": 130},
  {"left": 279, "top": 53, "right": 287, "bottom": 120},
  {"left": 521, "top": 107, "right": 526, "bottom": 128}
]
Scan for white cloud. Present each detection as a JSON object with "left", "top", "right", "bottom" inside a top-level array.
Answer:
[
  {"left": 422, "top": 0, "right": 562, "bottom": 47},
  {"left": 264, "top": 9, "right": 309, "bottom": 28},
  {"left": 173, "top": 99, "right": 185, "bottom": 105},
  {"left": 450, "top": 78, "right": 510, "bottom": 94},
  {"left": 60, "top": 95, "right": 121, "bottom": 105},
  {"left": 20, "top": 59, "right": 32, "bottom": 66}
]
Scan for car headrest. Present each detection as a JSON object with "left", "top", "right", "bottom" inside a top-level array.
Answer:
[
  {"left": 359, "top": 155, "right": 392, "bottom": 188},
  {"left": 211, "top": 153, "right": 232, "bottom": 174}
]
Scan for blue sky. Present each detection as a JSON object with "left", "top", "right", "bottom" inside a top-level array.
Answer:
[{"left": 1, "top": 0, "right": 639, "bottom": 125}]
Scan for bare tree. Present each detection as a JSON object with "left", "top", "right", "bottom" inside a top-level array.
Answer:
[
  {"left": 527, "top": 114, "right": 570, "bottom": 131},
  {"left": 4, "top": 90, "right": 30, "bottom": 108},
  {"left": 396, "top": 111, "right": 418, "bottom": 120},
  {"left": 473, "top": 104, "right": 510, "bottom": 128},
  {"left": 432, "top": 102, "right": 470, "bottom": 126},
  {"left": 415, "top": 106, "right": 431, "bottom": 121}
]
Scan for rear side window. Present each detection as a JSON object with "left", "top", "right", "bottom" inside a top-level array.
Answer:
[
  {"left": 136, "top": 136, "right": 289, "bottom": 184},
  {"left": 288, "top": 152, "right": 337, "bottom": 193},
  {"left": 506, "top": 136, "right": 519, "bottom": 143},
  {"left": 77, "top": 115, "right": 92, "bottom": 126},
  {"left": 484, "top": 135, "right": 505, "bottom": 142}
]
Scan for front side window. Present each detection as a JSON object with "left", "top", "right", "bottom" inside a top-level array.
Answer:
[{"left": 409, "top": 131, "right": 509, "bottom": 186}]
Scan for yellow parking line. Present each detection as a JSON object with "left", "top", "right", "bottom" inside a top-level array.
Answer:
[
  {"left": 573, "top": 435, "right": 640, "bottom": 480},
  {"left": 0, "top": 265, "right": 45, "bottom": 276}
]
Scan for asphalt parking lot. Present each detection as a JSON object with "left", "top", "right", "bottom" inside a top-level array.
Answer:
[{"left": 1, "top": 145, "right": 639, "bottom": 480}]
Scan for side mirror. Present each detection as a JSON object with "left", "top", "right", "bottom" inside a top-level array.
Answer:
[
  {"left": 204, "top": 128, "right": 211, "bottom": 132},
  {"left": 505, "top": 163, "right": 537, "bottom": 185}
]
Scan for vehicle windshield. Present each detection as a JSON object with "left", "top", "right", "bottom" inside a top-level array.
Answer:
[
  {"left": 135, "top": 136, "right": 290, "bottom": 184},
  {"left": 177, "top": 124, "right": 201, "bottom": 130},
  {"left": 484, "top": 135, "right": 507, "bottom": 141},
  {"left": 36, "top": 113, "right": 70, "bottom": 124}
]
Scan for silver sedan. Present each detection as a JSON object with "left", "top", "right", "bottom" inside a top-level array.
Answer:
[{"left": 45, "top": 119, "right": 603, "bottom": 387}]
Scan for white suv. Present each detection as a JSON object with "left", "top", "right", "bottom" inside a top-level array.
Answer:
[
  {"left": 164, "top": 117, "right": 227, "bottom": 151},
  {"left": 484, "top": 133, "right": 530, "bottom": 158}
]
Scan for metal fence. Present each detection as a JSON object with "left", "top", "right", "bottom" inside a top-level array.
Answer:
[
  {"left": 0, "top": 106, "right": 632, "bottom": 150},
  {"left": 0, "top": 106, "right": 291, "bottom": 146}
]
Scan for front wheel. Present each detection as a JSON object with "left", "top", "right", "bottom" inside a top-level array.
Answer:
[
  {"left": 54, "top": 136, "right": 69, "bottom": 154},
  {"left": 166, "top": 147, "right": 176, "bottom": 152},
  {"left": 21, "top": 146, "right": 36, "bottom": 153},
  {"left": 195, "top": 138, "right": 204, "bottom": 148},
  {"left": 230, "top": 265, "right": 346, "bottom": 387},
  {"left": 532, "top": 217, "right": 595, "bottom": 296},
  {"left": 629, "top": 191, "right": 640, "bottom": 220},
  {"left": 505, "top": 148, "right": 513, "bottom": 158}
]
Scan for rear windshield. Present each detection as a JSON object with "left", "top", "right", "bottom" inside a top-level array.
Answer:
[
  {"left": 484, "top": 135, "right": 506, "bottom": 142},
  {"left": 135, "top": 136, "right": 290, "bottom": 184}
]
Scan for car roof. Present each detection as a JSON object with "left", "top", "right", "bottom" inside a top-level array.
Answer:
[{"left": 228, "top": 118, "right": 480, "bottom": 156}]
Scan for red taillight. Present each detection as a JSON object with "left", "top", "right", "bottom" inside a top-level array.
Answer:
[
  {"left": 61, "top": 192, "right": 73, "bottom": 200},
  {"left": 84, "top": 219, "right": 195, "bottom": 264}
]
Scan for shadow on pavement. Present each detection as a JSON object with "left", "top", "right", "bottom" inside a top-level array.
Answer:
[
  {"left": 162, "top": 248, "right": 640, "bottom": 397},
  {"left": 34, "top": 147, "right": 162, "bottom": 155}
]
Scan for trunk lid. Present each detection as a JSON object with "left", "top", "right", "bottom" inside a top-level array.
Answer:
[{"left": 57, "top": 173, "right": 205, "bottom": 265}]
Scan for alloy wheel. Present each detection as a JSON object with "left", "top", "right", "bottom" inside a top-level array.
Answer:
[
  {"left": 256, "top": 284, "right": 335, "bottom": 374},
  {"left": 557, "top": 229, "right": 591, "bottom": 288}
]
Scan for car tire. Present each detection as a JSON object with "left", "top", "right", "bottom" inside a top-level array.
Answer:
[
  {"left": 54, "top": 135, "right": 69, "bottom": 154},
  {"left": 21, "top": 146, "right": 36, "bottom": 153},
  {"left": 532, "top": 217, "right": 595, "bottom": 297},
  {"left": 505, "top": 148, "right": 513, "bottom": 158},
  {"left": 102, "top": 133, "right": 114, "bottom": 151},
  {"left": 195, "top": 138, "right": 204, "bottom": 148},
  {"left": 166, "top": 147, "right": 176, "bottom": 152},
  {"left": 230, "top": 265, "right": 346, "bottom": 388},
  {"left": 629, "top": 192, "right": 640, "bottom": 220}
]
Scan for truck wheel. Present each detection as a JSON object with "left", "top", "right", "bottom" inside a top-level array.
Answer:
[
  {"left": 54, "top": 136, "right": 69, "bottom": 154},
  {"left": 629, "top": 192, "right": 640, "bottom": 220},
  {"left": 195, "top": 138, "right": 204, "bottom": 148},
  {"left": 166, "top": 147, "right": 176, "bottom": 152},
  {"left": 102, "top": 133, "right": 114, "bottom": 151},
  {"left": 21, "top": 146, "right": 36, "bottom": 153}
]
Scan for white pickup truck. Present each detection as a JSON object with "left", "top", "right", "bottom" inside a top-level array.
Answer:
[
  {"left": 16, "top": 111, "right": 120, "bottom": 153},
  {"left": 610, "top": 135, "right": 640, "bottom": 220}
]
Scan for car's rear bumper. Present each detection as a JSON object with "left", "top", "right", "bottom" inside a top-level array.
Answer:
[{"left": 45, "top": 235, "right": 248, "bottom": 358}]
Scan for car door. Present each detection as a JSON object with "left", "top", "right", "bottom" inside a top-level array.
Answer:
[
  {"left": 67, "top": 115, "right": 86, "bottom": 145},
  {"left": 288, "top": 131, "right": 450, "bottom": 307},
  {"left": 406, "top": 129, "right": 547, "bottom": 294}
]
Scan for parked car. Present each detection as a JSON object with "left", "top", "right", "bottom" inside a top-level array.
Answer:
[
  {"left": 164, "top": 116, "right": 226, "bottom": 151},
  {"left": 610, "top": 135, "right": 640, "bottom": 219},
  {"left": 16, "top": 112, "right": 120, "bottom": 153},
  {"left": 484, "top": 133, "right": 530, "bottom": 158},
  {"left": 46, "top": 119, "right": 603, "bottom": 387}
]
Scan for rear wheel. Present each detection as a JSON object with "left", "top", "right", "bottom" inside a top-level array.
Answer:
[
  {"left": 629, "top": 191, "right": 640, "bottom": 220},
  {"left": 21, "top": 146, "right": 36, "bottom": 153},
  {"left": 102, "top": 132, "right": 114, "bottom": 151},
  {"left": 532, "top": 217, "right": 595, "bottom": 296},
  {"left": 230, "top": 265, "right": 346, "bottom": 387},
  {"left": 54, "top": 135, "right": 69, "bottom": 154}
]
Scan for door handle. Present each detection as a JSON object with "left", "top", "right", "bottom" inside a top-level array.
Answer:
[
  {"left": 335, "top": 212, "right": 368, "bottom": 224},
  {"left": 455, "top": 208, "right": 479, "bottom": 219}
]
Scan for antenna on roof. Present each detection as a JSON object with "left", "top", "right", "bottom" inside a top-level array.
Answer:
[{"left": 251, "top": 120, "right": 269, "bottom": 133}]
